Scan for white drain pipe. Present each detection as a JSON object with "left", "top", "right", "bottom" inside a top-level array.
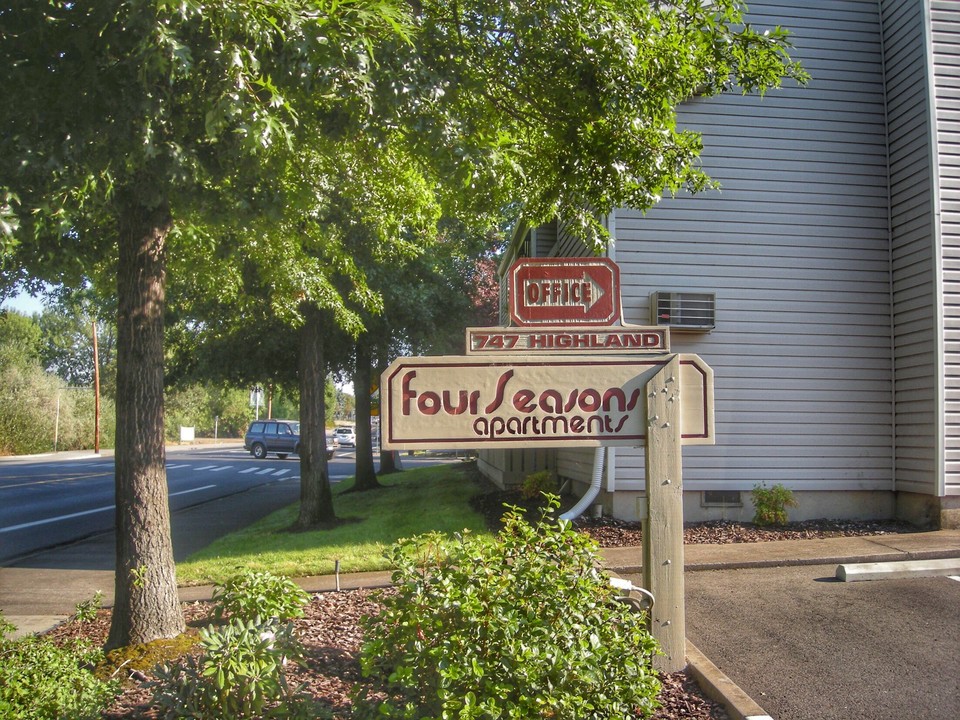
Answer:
[{"left": 559, "top": 447, "right": 605, "bottom": 520}]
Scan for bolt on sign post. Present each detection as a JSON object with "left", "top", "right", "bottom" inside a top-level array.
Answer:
[{"left": 381, "top": 258, "right": 714, "bottom": 672}]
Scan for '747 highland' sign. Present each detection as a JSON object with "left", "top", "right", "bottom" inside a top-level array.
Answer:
[{"left": 380, "top": 354, "right": 713, "bottom": 450}]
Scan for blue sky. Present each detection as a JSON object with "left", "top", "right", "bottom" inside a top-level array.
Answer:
[{"left": 1, "top": 291, "right": 46, "bottom": 316}]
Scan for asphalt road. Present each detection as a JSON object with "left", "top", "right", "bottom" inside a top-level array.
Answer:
[
  {"left": 679, "top": 563, "right": 960, "bottom": 720},
  {"left": 0, "top": 444, "right": 445, "bottom": 565}
]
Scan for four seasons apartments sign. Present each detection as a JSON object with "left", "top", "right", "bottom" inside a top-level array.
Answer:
[
  {"left": 379, "top": 256, "right": 715, "bottom": 673},
  {"left": 381, "top": 257, "right": 714, "bottom": 450}
]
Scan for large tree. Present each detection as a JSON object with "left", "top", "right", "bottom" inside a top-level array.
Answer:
[{"left": 0, "top": 0, "right": 410, "bottom": 648}]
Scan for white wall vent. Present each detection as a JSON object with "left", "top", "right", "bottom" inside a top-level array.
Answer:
[{"left": 650, "top": 291, "right": 716, "bottom": 330}]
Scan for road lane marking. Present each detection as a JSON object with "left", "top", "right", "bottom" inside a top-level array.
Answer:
[
  {"left": 949, "top": 575, "right": 960, "bottom": 583},
  {"left": 239, "top": 468, "right": 258, "bottom": 474},
  {"left": 0, "top": 485, "right": 217, "bottom": 533},
  {"left": 209, "top": 466, "right": 232, "bottom": 472},
  {"left": 166, "top": 464, "right": 191, "bottom": 469},
  {"left": 0, "top": 471, "right": 113, "bottom": 490},
  {"left": 170, "top": 485, "right": 216, "bottom": 497},
  {"left": 195, "top": 465, "right": 217, "bottom": 471},
  {"left": 272, "top": 469, "right": 291, "bottom": 477},
  {"left": 256, "top": 468, "right": 275, "bottom": 475}
]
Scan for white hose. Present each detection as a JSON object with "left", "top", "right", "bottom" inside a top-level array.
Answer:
[{"left": 559, "top": 447, "right": 605, "bottom": 520}]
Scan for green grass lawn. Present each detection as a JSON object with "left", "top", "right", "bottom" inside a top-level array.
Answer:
[{"left": 176, "top": 462, "right": 493, "bottom": 586}]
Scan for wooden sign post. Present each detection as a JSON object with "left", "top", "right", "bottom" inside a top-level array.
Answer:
[{"left": 644, "top": 356, "right": 686, "bottom": 670}]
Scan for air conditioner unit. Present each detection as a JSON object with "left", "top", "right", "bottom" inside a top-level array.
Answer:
[{"left": 650, "top": 291, "right": 716, "bottom": 330}]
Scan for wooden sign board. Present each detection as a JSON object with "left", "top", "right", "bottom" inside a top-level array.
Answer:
[
  {"left": 466, "top": 326, "right": 668, "bottom": 355},
  {"left": 509, "top": 257, "right": 621, "bottom": 326},
  {"left": 381, "top": 354, "right": 713, "bottom": 450}
]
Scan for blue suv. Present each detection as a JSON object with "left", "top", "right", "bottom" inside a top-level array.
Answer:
[
  {"left": 244, "top": 420, "right": 301, "bottom": 459},
  {"left": 244, "top": 420, "right": 336, "bottom": 460}
]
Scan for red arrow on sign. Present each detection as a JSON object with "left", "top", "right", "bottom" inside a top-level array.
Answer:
[{"left": 509, "top": 258, "right": 621, "bottom": 326}]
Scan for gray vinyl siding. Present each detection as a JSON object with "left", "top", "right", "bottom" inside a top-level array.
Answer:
[
  {"left": 553, "top": 219, "right": 594, "bottom": 259},
  {"left": 607, "top": 0, "right": 895, "bottom": 495},
  {"left": 933, "top": 0, "right": 960, "bottom": 495},
  {"left": 532, "top": 220, "right": 558, "bottom": 258},
  {"left": 884, "top": 0, "right": 941, "bottom": 496}
]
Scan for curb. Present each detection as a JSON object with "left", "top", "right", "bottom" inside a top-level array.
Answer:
[
  {"left": 603, "top": 547, "right": 960, "bottom": 576},
  {"left": 836, "top": 556, "right": 960, "bottom": 581},
  {"left": 686, "top": 641, "right": 772, "bottom": 720}
]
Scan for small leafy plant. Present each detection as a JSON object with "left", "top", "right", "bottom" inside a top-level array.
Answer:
[
  {"left": 0, "top": 610, "right": 15, "bottom": 639},
  {"left": 354, "top": 495, "right": 662, "bottom": 719},
  {"left": 149, "top": 617, "right": 309, "bottom": 720},
  {"left": 74, "top": 590, "right": 103, "bottom": 623},
  {"left": 0, "top": 630, "right": 119, "bottom": 720},
  {"left": 751, "top": 483, "right": 799, "bottom": 526},
  {"left": 212, "top": 569, "right": 311, "bottom": 622},
  {"left": 520, "top": 468, "right": 557, "bottom": 500}
]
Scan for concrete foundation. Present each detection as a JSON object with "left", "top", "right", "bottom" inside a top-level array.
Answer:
[
  {"left": 896, "top": 492, "right": 960, "bottom": 529},
  {"left": 579, "top": 486, "right": 899, "bottom": 524}
]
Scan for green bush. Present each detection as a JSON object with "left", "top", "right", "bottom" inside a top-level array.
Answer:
[
  {"left": 751, "top": 483, "right": 799, "bottom": 526},
  {"left": 520, "top": 469, "right": 557, "bottom": 500},
  {"left": 0, "top": 363, "right": 116, "bottom": 455},
  {"left": 0, "top": 630, "right": 119, "bottom": 720},
  {"left": 354, "top": 496, "right": 661, "bottom": 719},
  {"left": 149, "top": 617, "right": 313, "bottom": 719},
  {"left": 0, "top": 611, "right": 15, "bottom": 639},
  {"left": 73, "top": 591, "right": 103, "bottom": 623},
  {"left": 212, "top": 570, "right": 311, "bottom": 623}
]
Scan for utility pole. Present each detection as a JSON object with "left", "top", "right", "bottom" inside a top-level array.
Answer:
[{"left": 92, "top": 320, "right": 101, "bottom": 454}]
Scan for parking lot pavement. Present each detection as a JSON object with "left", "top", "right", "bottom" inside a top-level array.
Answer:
[{"left": 682, "top": 563, "right": 960, "bottom": 720}]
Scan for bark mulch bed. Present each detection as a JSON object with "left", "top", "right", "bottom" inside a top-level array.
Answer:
[{"left": 46, "top": 590, "right": 729, "bottom": 720}]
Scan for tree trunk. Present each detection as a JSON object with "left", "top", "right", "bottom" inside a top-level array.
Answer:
[
  {"left": 295, "top": 304, "right": 336, "bottom": 527},
  {"left": 106, "top": 198, "right": 185, "bottom": 650},
  {"left": 352, "top": 340, "right": 380, "bottom": 490},
  {"left": 376, "top": 349, "right": 402, "bottom": 475}
]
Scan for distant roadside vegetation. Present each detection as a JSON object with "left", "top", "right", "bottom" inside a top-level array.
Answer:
[{"left": 0, "top": 307, "right": 342, "bottom": 455}]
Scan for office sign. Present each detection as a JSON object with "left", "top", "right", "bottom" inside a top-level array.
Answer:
[{"left": 509, "top": 258, "right": 621, "bottom": 326}]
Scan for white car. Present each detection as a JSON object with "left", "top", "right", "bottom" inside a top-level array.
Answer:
[{"left": 334, "top": 426, "right": 356, "bottom": 447}]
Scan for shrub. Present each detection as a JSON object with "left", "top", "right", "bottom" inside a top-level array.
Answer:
[
  {"left": 212, "top": 570, "right": 311, "bottom": 622},
  {"left": 520, "top": 469, "right": 557, "bottom": 500},
  {"left": 149, "top": 617, "right": 312, "bottom": 720},
  {"left": 751, "top": 483, "right": 799, "bottom": 526},
  {"left": 354, "top": 496, "right": 661, "bottom": 719},
  {"left": 0, "top": 611, "right": 15, "bottom": 639},
  {"left": 0, "top": 631, "right": 119, "bottom": 720},
  {"left": 74, "top": 590, "right": 103, "bottom": 623}
]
